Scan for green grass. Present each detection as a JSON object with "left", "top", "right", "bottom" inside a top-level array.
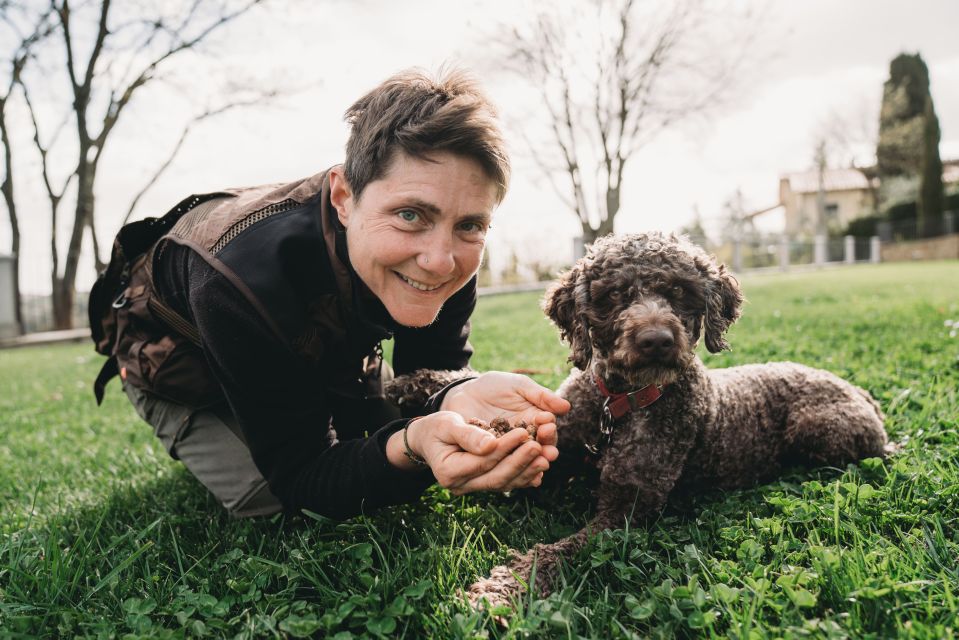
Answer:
[{"left": 1, "top": 261, "right": 958, "bottom": 639}]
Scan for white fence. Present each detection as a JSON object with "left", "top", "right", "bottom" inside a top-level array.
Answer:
[{"left": 728, "top": 235, "right": 880, "bottom": 273}]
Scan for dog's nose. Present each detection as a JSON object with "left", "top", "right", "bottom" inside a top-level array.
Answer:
[{"left": 637, "top": 329, "right": 675, "bottom": 359}]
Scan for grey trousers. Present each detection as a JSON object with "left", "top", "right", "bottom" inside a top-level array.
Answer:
[
  {"left": 122, "top": 357, "right": 399, "bottom": 519},
  {"left": 124, "top": 382, "right": 283, "bottom": 518}
]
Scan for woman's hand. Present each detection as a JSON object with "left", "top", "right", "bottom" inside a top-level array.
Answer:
[
  {"left": 439, "top": 371, "right": 570, "bottom": 462},
  {"left": 386, "top": 411, "right": 553, "bottom": 493}
]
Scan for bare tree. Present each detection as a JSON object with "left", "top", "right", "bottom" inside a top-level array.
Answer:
[
  {"left": 717, "top": 187, "right": 759, "bottom": 272},
  {"left": 496, "top": 0, "right": 762, "bottom": 245},
  {"left": 816, "top": 99, "right": 881, "bottom": 217},
  {"left": 120, "top": 96, "right": 277, "bottom": 228},
  {"left": 0, "top": 3, "right": 57, "bottom": 335},
  {"left": 677, "top": 204, "right": 708, "bottom": 248},
  {"left": 819, "top": 99, "right": 879, "bottom": 169},
  {"left": 14, "top": 0, "right": 266, "bottom": 329}
]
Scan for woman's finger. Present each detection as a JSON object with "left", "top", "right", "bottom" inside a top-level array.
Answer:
[
  {"left": 505, "top": 456, "right": 551, "bottom": 491},
  {"left": 460, "top": 440, "right": 542, "bottom": 493},
  {"left": 448, "top": 421, "right": 497, "bottom": 455},
  {"left": 539, "top": 444, "right": 559, "bottom": 462},
  {"left": 433, "top": 449, "right": 495, "bottom": 487},
  {"left": 531, "top": 411, "right": 557, "bottom": 426},
  {"left": 517, "top": 379, "right": 571, "bottom": 415},
  {"left": 435, "top": 427, "right": 533, "bottom": 490},
  {"left": 534, "top": 421, "right": 557, "bottom": 446},
  {"left": 489, "top": 428, "right": 532, "bottom": 459}
]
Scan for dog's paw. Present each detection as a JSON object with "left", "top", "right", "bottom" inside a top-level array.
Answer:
[
  {"left": 883, "top": 440, "right": 904, "bottom": 457},
  {"left": 384, "top": 368, "right": 474, "bottom": 409},
  {"left": 466, "top": 564, "right": 526, "bottom": 625}
]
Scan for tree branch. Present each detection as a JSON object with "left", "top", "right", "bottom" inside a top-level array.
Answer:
[
  {"left": 80, "top": 0, "right": 111, "bottom": 95},
  {"left": 492, "top": 0, "right": 758, "bottom": 241},
  {"left": 19, "top": 78, "right": 75, "bottom": 206},
  {"left": 56, "top": 0, "right": 80, "bottom": 94},
  {"left": 121, "top": 93, "right": 277, "bottom": 226},
  {"left": 94, "top": 0, "right": 262, "bottom": 152},
  {"left": 516, "top": 126, "right": 578, "bottom": 214}
]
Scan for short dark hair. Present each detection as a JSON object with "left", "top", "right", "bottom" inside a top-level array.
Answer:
[{"left": 343, "top": 68, "right": 510, "bottom": 203}]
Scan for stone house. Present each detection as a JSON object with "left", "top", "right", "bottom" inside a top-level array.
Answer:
[
  {"left": 779, "top": 167, "right": 877, "bottom": 236},
  {"left": 771, "top": 160, "right": 959, "bottom": 237}
]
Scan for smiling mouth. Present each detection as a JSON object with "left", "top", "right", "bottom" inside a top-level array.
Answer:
[{"left": 395, "top": 272, "right": 445, "bottom": 292}]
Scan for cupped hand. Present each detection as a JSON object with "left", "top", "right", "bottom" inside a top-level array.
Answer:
[
  {"left": 405, "top": 411, "right": 553, "bottom": 494},
  {"left": 439, "top": 371, "right": 569, "bottom": 462}
]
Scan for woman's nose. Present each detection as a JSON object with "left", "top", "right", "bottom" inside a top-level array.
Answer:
[{"left": 416, "top": 234, "right": 455, "bottom": 275}]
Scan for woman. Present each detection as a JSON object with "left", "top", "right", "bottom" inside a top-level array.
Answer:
[{"left": 100, "top": 68, "right": 568, "bottom": 519}]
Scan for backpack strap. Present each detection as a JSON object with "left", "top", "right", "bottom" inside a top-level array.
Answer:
[
  {"left": 94, "top": 356, "right": 119, "bottom": 405},
  {"left": 91, "top": 192, "right": 229, "bottom": 404},
  {"left": 147, "top": 298, "right": 201, "bottom": 347}
]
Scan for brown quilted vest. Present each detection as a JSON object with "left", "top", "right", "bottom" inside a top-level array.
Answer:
[{"left": 91, "top": 169, "right": 369, "bottom": 408}]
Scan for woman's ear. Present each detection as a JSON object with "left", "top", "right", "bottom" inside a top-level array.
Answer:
[
  {"left": 328, "top": 166, "right": 353, "bottom": 227},
  {"left": 544, "top": 263, "right": 592, "bottom": 370}
]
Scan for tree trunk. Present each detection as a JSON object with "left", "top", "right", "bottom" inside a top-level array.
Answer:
[
  {"left": 88, "top": 215, "right": 106, "bottom": 273},
  {"left": 2, "top": 197, "right": 24, "bottom": 336},
  {"left": 1, "top": 101, "right": 24, "bottom": 335},
  {"left": 581, "top": 223, "right": 601, "bottom": 246},
  {"left": 56, "top": 158, "right": 96, "bottom": 329},
  {"left": 856, "top": 166, "right": 880, "bottom": 216},
  {"left": 52, "top": 277, "right": 75, "bottom": 330},
  {"left": 10, "top": 232, "right": 23, "bottom": 335},
  {"left": 597, "top": 185, "right": 619, "bottom": 239},
  {"left": 918, "top": 98, "right": 943, "bottom": 239}
]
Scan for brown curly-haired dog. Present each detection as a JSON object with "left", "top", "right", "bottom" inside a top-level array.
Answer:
[{"left": 389, "top": 232, "right": 893, "bottom": 610}]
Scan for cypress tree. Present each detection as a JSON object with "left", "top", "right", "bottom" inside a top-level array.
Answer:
[
  {"left": 877, "top": 54, "right": 926, "bottom": 178},
  {"left": 876, "top": 53, "right": 943, "bottom": 235},
  {"left": 919, "top": 90, "right": 944, "bottom": 236}
]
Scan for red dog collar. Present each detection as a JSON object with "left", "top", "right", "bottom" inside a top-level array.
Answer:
[{"left": 594, "top": 374, "right": 667, "bottom": 420}]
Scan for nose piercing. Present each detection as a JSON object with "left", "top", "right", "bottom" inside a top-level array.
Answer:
[{"left": 423, "top": 255, "right": 429, "bottom": 265}]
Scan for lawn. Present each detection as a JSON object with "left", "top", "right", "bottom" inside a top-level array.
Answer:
[{"left": 1, "top": 261, "right": 958, "bottom": 639}]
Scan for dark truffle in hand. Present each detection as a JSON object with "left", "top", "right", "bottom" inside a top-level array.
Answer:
[{"left": 468, "top": 417, "right": 538, "bottom": 440}]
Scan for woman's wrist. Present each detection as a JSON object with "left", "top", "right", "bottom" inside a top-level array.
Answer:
[{"left": 386, "top": 418, "right": 429, "bottom": 471}]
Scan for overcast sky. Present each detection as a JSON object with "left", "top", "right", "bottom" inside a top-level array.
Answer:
[{"left": 3, "top": 0, "right": 959, "bottom": 294}]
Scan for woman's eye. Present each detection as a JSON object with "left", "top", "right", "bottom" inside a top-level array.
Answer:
[
  {"left": 457, "top": 221, "right": 489, "bottom": 237},
  {"left": 398, "top": 210, "right": 419, "bottom": 223}
]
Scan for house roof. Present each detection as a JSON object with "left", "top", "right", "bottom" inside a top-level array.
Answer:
[
  {"left": 783, "top": 159, "right": 959, "bottom": 194},
  {"left": 944, "top": 160, "right": 959, "bottom": 185},
  {"left": 745, "top": 203, "right": 783, "bottom": 220},
  {"left": 744, "top": 204, "right": 786, "bottom": 234},
  {"left": 781, "top": 168, "right": 875, "bottom": 194}
]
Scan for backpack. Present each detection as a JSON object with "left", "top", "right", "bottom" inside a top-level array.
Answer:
[{"left": 89, "top": 193, "right": 227, "bottom": 407}]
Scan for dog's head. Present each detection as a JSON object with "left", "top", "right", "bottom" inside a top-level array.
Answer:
[{"left": 544, "top": 232, "right": 743, "bottom": 391}]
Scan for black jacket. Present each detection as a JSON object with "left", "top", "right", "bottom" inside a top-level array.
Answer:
[{"left": 152, "top": 170, "right": 475, "bottom": 518}]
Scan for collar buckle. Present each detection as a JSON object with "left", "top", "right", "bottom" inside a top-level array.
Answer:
[{"left": 585, "top": 374, "right": 668, "bottom": 458}]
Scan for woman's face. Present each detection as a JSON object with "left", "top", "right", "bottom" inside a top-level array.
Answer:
[{"left": 329, "top": 151, "right": 499, "bottom": 327}]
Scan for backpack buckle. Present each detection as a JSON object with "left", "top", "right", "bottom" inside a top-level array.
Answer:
[{"left": 111, "top": 291, "right": 128, "bottom": 309}]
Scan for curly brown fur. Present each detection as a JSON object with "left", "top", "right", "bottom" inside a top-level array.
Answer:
[
  {"left": 384, "top": 368, "right": 475, "bottom": 411},
  {"left": 468, "top": 231, "right": 893, "bottom": 611}
]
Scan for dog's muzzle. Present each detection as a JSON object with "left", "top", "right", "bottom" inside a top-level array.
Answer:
[{"left": 635, "top": 328, "right": 676, "bottom": 362}]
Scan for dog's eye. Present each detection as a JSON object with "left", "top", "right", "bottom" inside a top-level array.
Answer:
[
  {"left": 671, "top": 285, "right": 684, "bottom": 298},
  {"left": 608, "top": 290, "right": 622, "bottom": 301}
]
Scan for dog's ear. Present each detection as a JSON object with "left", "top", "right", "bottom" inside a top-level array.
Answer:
[
  {"left": 704, "top": 264, "right": 744, "bottom": 353},
  {"left": 544, "top": 264, "right": 592, "bottom": 370}
]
